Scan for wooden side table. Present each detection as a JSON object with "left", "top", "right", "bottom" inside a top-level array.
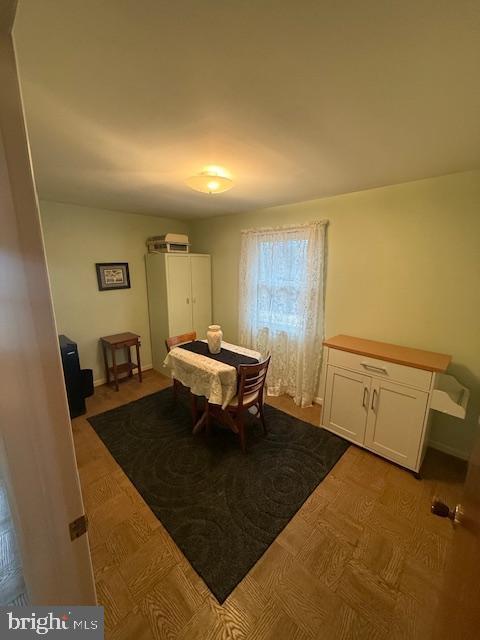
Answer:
[{"left": 100, "top": 332, "right": 142, "bottom": 391}]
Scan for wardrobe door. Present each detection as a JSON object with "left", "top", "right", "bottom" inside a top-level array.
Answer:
[
  {"left": 166, "top": 255, "right": 193, "bottom": 335},
  {"left": 190, "top": 255, "right": 212, "bottom": 338}
]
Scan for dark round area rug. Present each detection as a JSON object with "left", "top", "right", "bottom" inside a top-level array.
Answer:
[{"left": 88, "top": 388, "right": 349, "bottom": 603}]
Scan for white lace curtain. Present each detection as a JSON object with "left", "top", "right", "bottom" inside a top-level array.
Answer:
[{"left": 238, "top": 221, "right": 327, "bottom": 407}]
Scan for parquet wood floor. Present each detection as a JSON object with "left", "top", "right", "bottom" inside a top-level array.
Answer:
[
  {"left": 73, "top": 370, "right": 466, "bottom": 639},
  {"left": 0, "top": 475, "right": 27, "bottom": 605}
]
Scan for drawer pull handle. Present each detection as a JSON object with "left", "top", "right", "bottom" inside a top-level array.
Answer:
[
  {"left": 362, "top": 387, "right": 369, "bottom": 409},
  {"left": 361, "top": 362, "right": 388, "bottom": 374},
  {"left": 371, "top": 388, "right": 378, "bottom": 411}
]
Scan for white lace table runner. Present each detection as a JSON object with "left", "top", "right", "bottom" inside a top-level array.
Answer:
[{"left": 163, "top": 340, "right": 262, "bottom": 408}]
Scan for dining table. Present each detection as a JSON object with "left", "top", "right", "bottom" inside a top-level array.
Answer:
[{"left": 163, "top": 339, "right": 262, "bottom": 433}]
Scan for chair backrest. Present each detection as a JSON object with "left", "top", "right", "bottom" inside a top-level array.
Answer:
[
  {"left": 165, "top": 332, "right": 197, "bottom": 352},
  {"left": 236, "top": 355, "right": 271, "bottom": 408}
]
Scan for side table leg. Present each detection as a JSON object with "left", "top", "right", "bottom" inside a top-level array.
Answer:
[
  {"left": 136, "top": 341, "right": 142, "bottom": 382},
  {"left": 127, "top": 346, "right": 133, "bottom": 378},
  {"left": 102, "top": 342, "right": 110, "bottom": 386},
  {"left": 111, "top": 347, "right": 119, "bottom": 392}
]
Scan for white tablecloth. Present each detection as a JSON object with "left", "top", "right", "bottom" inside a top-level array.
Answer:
[{"left": 163, "top": 340, "right": 262, "bottom": 408}]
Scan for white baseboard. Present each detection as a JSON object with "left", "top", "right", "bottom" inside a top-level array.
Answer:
[
  {"left": 428, "top": 439, "right": 470, "bottom": 461},
  {"left": 93, "top": 364, "right": 153, "bottom": 387}
]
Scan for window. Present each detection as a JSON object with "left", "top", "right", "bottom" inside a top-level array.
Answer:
[
  {"left": 238, "top": 221, "right": 327, "bottom": 406},
  {"left": 256, "top": 238, "right": 309, "bottom": 335}
]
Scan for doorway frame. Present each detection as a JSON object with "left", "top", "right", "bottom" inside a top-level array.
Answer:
[{"left": 0, "top": 1, "right": 96, "bottom": 604}]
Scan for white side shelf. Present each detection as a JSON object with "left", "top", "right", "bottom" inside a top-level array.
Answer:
[{"left": 431, "top": 373, "right": 469, "bottom": 419}]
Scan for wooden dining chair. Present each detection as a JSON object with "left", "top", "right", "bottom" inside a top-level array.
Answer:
[
  {"left": 205, "top": 355, "right": 271, "bottom": 453},
  {"left": 165, "top": 331, "right": 198, "bottom": 420},
  {"left": 165, "top": 331, "right": 197, "bottom": 353}
]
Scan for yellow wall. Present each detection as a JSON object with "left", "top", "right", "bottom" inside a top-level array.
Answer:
[
  {"left": 190, "top": 171, "right": 480, "bottom": 458},
  {"left": 40, "top": 201, "right": 189, "bottom": 383}
]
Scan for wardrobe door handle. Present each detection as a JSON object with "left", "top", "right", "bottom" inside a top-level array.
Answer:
[
  {"left": 186, "top": 297, "right": 190, "bottom": 304},
  {"left": 371, "top": 389, "right": 378, "bottom": 412},
  {"left": 362, "top": 387, "right": 369, "bottom": 409}
]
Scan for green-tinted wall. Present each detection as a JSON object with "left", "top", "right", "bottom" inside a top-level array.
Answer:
[
  {"left": 189, "top": 171, "right": 480, "bottom": 458},
  {"left": 40, "top": 201, "right": 189, "bottom": 383}
]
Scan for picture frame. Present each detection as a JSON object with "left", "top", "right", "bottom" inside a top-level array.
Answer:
[{"left": 95, "top": 262, "right": 131, "bottom": 291}]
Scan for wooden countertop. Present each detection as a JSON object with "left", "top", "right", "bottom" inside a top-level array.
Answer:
[{"left": 323, "top": 335, "right": 451, "bottom": 372}]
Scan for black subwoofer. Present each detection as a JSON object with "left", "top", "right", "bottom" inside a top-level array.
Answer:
[{"left": 59, "top": 335, "right": 94, "bottom": 418}]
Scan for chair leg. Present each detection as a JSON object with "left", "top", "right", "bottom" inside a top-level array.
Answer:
[
  {"left": 205, "top": 401, "right": 211, "bottom": 437},
  {"left": 172, "top": 378, "right": 179, "bottom": 401},
  {"left": 258, "top": 402, "right": 267, "bottom": 434},
  {"left": 237, "top": 413, "right": 246, "bottom": 453}
]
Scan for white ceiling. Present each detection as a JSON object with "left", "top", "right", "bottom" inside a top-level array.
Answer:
[{"left": 13, "top": 0, "right": 480, "bottom": 220}]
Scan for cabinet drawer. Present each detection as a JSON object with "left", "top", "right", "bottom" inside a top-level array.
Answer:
[{"left": 327, "top": 348, "right": 432, "bottom": 391}]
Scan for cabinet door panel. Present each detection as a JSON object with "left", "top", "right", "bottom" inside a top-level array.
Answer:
[
  {"left": 166, "top": 255, "right": 192, "bottom": 336},
  {"left": 190, "top": 255, "right": 212, "bottom": 338},
  {"left": 365, "top": 380, "right": 428, "bottom": 469},
  {"left": 323, "top": 367, "right": 370, "bottom": 444}
]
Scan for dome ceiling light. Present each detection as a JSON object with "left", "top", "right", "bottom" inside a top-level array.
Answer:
[{"left": 186, "top": 165, "right": 233, "bottom": 194}]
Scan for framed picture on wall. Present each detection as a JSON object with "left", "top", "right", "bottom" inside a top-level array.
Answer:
[{"left": 96, "top": 262, "right": 131, "bottom": 291}]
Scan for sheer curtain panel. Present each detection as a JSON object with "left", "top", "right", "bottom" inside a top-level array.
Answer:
[{"left": 238, "top": 221, "right": 327, "bottom": 407}]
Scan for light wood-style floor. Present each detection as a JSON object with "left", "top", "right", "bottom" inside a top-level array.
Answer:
[
  {"left": 73, "top": 370, "right": 466, "bottom": 639},
  {"left": 0, "top": 475, "right": 27, "bottom": 606}
]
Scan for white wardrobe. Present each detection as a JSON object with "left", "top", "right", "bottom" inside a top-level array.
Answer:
[{"left": 145, "top": 253, "right": 212, "bottom": 369}]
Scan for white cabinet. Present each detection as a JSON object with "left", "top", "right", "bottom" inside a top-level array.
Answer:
[
  {"left": 364, "top": 379, "right": 428, "bottom": 469},
  {"left": 166, "top": 255, "right": 193, "bottom": 337},
  {"left": 321, "top": 336, "right": 469, "bottom": 473},
  {"left": 190, "top": 255, "right": 212, "bottom": 336},
  {"left": 146, "top": 253, "right": 212, "bottom": 370},
  {"left": 323, "top": 368, "right": 370, "bottom": 445}
]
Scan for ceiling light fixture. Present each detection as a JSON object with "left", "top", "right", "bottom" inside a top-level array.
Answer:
[{"left": 186, "top": 166, "right": 233, "bottom": 194}]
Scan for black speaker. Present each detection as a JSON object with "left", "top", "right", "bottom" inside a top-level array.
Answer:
[{"left": 59, "top": 335, "right": 93, "bottom": 418}]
